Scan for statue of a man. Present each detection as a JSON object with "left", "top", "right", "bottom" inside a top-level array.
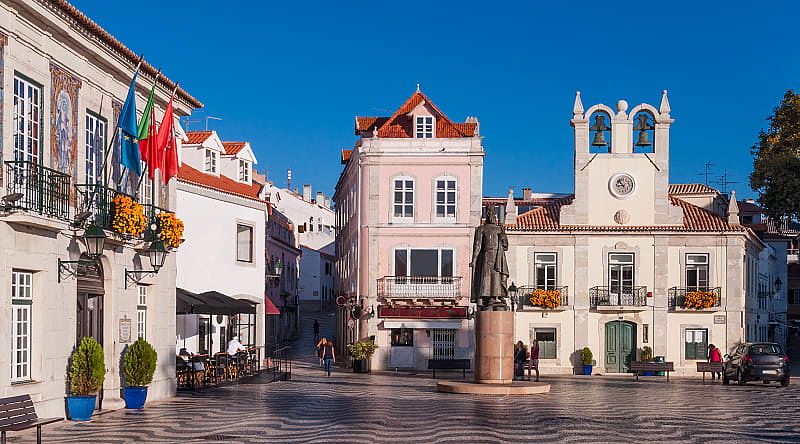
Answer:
[{"left": 469, "top": 209, "right": 510, "bottom": 310}]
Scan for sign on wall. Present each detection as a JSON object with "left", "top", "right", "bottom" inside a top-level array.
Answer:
[
  {"left": 713, "top": 315, "right": 726, "bottom": 324},
  {"left": 119, "top": 316, "right": 132, "bottom": 343}
]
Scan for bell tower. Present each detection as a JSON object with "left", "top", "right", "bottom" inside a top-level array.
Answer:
[{"left": 561, "top": 91, "right": 680, "bottom": 226}]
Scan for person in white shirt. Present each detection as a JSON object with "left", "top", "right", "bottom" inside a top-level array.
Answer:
[{"left": 227, "top": 336, "right": 247, "bottom": 356}]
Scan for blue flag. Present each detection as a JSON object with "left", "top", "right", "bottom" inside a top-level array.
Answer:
[{"left": 118, "top": 71, "right": 141, "bottom": 176}]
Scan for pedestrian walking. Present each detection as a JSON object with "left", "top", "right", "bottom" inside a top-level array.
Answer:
[
  {"left": 313, "top": 319, "right": 320, "bottom": 343},
  {"left": 321, "top": 337, "right": 335, "bottom": 377},
  {"left": 514, "top": 341, "right": 526, "bottom": 381},
  {"left": 708, "top": 344, "right": 722, "bottom": 381},
  {"left": 316, "top": 337, "right": 325, "bottom": 367},
  {"left": 530, "top": 339, "right": 540, "bottom": 382}
]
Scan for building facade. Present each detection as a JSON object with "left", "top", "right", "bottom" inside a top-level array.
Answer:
[
  {"left": 498, "top": 92, "right": 785, "bottom": 376},
  {"left": 265, "top": 204, "right": 301, "bottom": 345},
  {"left": 334, "top": 90, "right": 484, "bottom": 370},
  {"left": 0, "top": 0, "right": 200, "bottom": 416}
]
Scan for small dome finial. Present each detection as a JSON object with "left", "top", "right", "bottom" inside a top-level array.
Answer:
[{"left": 416, "top": 83, "right": 421, "bottom": 92}]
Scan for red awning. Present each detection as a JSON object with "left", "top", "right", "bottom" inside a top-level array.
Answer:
[{"left": 264, "top": 296, "right": 281, "bottom": 315}]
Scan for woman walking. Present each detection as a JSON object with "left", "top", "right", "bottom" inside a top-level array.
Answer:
[
  {"left": 530, "top": 339, "right": 540, "bottom": 382},
  {"left": 320, "top": 337, "right": 335, "bottom": 377}
]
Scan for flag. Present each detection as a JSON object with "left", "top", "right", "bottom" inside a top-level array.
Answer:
[
  {"left": 157, "top": 96, "right": 178, "bottom": 184},
  {"left": 137, "top": 84, "right": 157, "bottom": 163},
  {"left": 118, "top": 72, "right": 140, "bottom": 175}
]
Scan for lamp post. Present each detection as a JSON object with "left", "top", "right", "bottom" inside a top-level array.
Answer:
[
  {"left": 508, "top": 281, "right": 519, "bottom": 312},
  {"left": 125, "top": 240, "right": 170, "bottom": 288},
  {"left": 57, "top": 224, "right": 107, "bottom": 282},
  {"left": 266, "top": 259, "right": 284, "bottom": 287}
]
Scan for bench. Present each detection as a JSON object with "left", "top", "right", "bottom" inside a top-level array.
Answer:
[
  {"left": 629, "top": 361, "right": 675, "bottom": 381},
  {"left": 696, "top": 362, "right": 724, "bottom": 382},
  {"left": 0, "top": 394, "right": 62, "bottom": 444},
  {"left": 428, "top": 359, "right": 470, "bottom": 379}
]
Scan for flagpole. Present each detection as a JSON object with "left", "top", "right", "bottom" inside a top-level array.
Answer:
[{"left": 127, "top": 69, "right": 162, "bottom": 196}]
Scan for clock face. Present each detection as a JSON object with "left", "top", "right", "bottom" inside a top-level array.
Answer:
[{"left": 609, "top": 173, "right": 636, "bottom": 199}]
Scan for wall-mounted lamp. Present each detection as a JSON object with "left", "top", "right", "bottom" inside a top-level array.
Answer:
[
  {"left": 125, "top": 240, "right": 169, "bottom": 288},
  {"left": 58, "top": 224, "right": 107, "bottom": 282}
]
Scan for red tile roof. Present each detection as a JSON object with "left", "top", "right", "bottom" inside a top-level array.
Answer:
[
  {"left": 177, "top": 164, "right": 264, "bottom": 202},
  {"left": 185, "top": 131, "right": 213, "bottom": 145},
  {"left": 222, "top": 142, "right": 247, "bottom": 156},
  {"left": 668, "top": 183, "right": 719, "bottom": 195},
  {"left": 355, "top": 91, "right": 478, "bottom": 138},
  {"left": 507, "top": 195, "right": 746, "bottom": 232},
  {"left": 341, "top": 149, "right": 352, "bottom": 164}
]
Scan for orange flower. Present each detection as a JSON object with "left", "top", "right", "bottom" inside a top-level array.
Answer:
[
  {"left": 156, "top": 211, "right": 184, "bottom": 249},
  {"left": 529, "top": 289, "right": 561, "bottom": 309},
  {"left": 111, "top": 194, "right": 145, "bottom": 236},
  {"left": 683, "top": 290, "right": 717, "bottom": 309}
]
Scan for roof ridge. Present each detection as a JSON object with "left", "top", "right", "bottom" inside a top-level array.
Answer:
[{"left": 376, "top": 91, "right": 468, "bottom": 137}]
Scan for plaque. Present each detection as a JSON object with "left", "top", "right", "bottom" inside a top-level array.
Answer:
[
  {"left": 713, "top": 315, "right": 726, "bottom": 324},
  {"left": 119, "top": 316, "right": 132, "bottom": 343}
]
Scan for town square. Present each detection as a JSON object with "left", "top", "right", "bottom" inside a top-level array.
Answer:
[{"left": 0, "top": 0, "right": 799, "bottom": 443}]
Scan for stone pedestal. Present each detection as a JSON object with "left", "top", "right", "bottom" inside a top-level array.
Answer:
[{"left": 474, "top": 310, "right": 514, "bottom": 384}]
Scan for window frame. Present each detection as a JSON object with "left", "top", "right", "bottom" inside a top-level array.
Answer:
[
  {"left": 236, "top": 223, "right": 254, "bottom": 263},
  {"left": 139, "top": 160, "right": 154, "bottom": 206},
  {"left": 204, "top": 148, "right": 218, "bottom": 173},
  {"left": 85, "top": 112, "right": 106, "bottom": 185},
  {"left": 684, "top": 328, "right": 708, "bottom": 360},
  {"left": 137, "top": 285, "right": 147, "bottom": 340},
  {"left": 608, "top": 253, "right": 635, "bottom": 297},
  {"left": 534, "top": 253, "right": 558, "bottom": 290},
  {"left": 13, "top": 75, "right": 42, "bottom": 164},
  {"left": 393, "top": 247, "right": 455, "bottom": 278},
  {"left": 392, "top": 176, "right": 415, "bottom": 222},
  {"left": 11, "top": 270, "right": 33, "bottom": 383},
  {"left": 238, "top": 159, "right": 250, "bottom": 183},
  {"left": 431, "top": 329, "right": 456, "bottom": 360},
  {"left": 434, "top": 177, "right": 457, "bottom": 221},
  {"left": 685, "top": 253, "right": 709, "bottom": 291},
  {"left": 414, "top": 115, "right": 434, "bottom": 139},
  {"left": 532, "top": 327, "right": 557, "bottom": 359}
]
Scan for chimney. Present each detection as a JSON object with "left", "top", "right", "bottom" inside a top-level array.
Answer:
[
  {"left": 316, "top": 191, "right": 324, "bottom": 204},
  {"left": 324, "top": 197, "right": 331, "bottom": 209},
  {"left": 303, "top": 184, "right": 312, "bottom": 202},
  {"left": 727, "top": 190, "right": 740, "bottom": 224},
  {"left": 522, "top": 188, "right": 533, "bottom": 201},
  {"left": 287, "top": 169, "right": 292, "bottom": 190}
]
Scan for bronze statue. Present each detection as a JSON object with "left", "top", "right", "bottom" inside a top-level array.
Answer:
[{"left": 469, "top": 209, "right": 509, "bottom": 310}]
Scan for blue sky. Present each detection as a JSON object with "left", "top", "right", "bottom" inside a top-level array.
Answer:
[{"left": 72, "top": 1, "right": 799, "bottom": 199}]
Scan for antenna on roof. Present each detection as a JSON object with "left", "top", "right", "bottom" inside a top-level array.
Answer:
[
  {"left": 712, "top": 170, "right": 738, "bottom": 195},
  {"left": 697, "top": 161, "right": 714, "bottom": 185},
  {"left": 182, "top": 116, "right": 201, "bottom": 132},
  {"left": 205, "top": 116, "right": 223, "bottom": 130}
]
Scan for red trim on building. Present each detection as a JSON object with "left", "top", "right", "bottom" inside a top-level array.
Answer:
[{"left": 378, "top": 306, "right": 467, "bottom": 319}]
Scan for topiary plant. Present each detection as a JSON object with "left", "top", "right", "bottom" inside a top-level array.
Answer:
[
  {"left": 347, "top": 339, "right": 377, "bottom": 360},
  {"left": 580, "top": 347, "right": 593, "bottom": 365},
  {"left": 69, "top": 337, "right": 105, "bottom": 396},
  {"left": 124, "top": 338, "right": 158, "bottom": 387},
  {"left": 641, "top": 345, "right": 653, "bottom": 362}
]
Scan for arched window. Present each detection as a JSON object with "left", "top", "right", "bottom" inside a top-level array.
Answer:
[
  {"left": 392, "top": 176, "right": 414, "bottom": 221},
  {"left": 434, "top": 176, "right": 457, "bottom": 220}
]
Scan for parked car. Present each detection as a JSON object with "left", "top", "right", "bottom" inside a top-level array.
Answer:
[{"left": 722, "top": 342, "right": 790, "bottom": 387}]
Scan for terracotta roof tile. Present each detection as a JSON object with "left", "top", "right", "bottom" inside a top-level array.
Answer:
[
  {"left": 341, "top": 149, "right": 352, "bottom": 164},
  {"left": 222, "top": 142, "right": 246, "bottom": 156},
  {"left": 354, "top": 91, "right": 477, "bottom": 138},
  {"left": 177, "top": 164, "right": 264, "bottom": 202},
  {"left": 668, "top": 183, "right": 719, "bottom": 195},
  {"left": 185, "top": 131, "right": 213, "bottom": 145}
]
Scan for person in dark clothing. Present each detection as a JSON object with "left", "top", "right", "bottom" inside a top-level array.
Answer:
[
  {"left": 530, "top": 339, "right": 540, "bottom": 382},
  {"left": 320, "top": 337, "right": 335, "bottom": 377},
  {"left": 313, "top": 319, "right": 320, "bottom": 343},
  {"left": 514, "top": 341, "right": 527, "bottom": 381}
]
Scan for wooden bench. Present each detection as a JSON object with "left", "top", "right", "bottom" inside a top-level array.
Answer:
[
  {"left": 428, "top": 359, "right": 470, "bottom": 379},
  {"left": 629, "top": 361, "right": 675, "bottom": 381},
  {"left": 696, "top": 362, "right": 724, "bottom": 382},
  {"left": 0, "top": 394, "right": 62, "bottom": 444}
]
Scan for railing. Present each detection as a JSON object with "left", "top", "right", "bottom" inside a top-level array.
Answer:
[
  {"left": 668, "top": 287, "right": 722, "bottom": 309},
  {"left": 3, "top": 161, "right": 71, "bottom": 221},
  {"left": 268, "top": 345, "right": 292, "bottom": 381},
  {"left": 377, "top": 276, "right": 462, "bottom": 301},
  {"left": 76, "top": 183, "right": 120, "bottom": 230},
  {"left": 590, "top": 286, "right": 647, "bottom": 308},
  {"left": 143, "top": 203, "right": 170, "bottom": 241},
  {"left": 517, "top": 286, "right": 569, "bottom": 309}
]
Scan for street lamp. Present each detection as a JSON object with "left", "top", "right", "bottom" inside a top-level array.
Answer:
[
  {"left": 273, "top": 259, "right": 285, "bottom": 277},
  {"left": 125, "top": 240, "right": 169, "bottom": 288},
  {"left": 83, "top": 224, "right": 107, "bottom": 258},
  {"left": 508, "top": 281, "right": 519, "bottom": 312},
  {"left": 266, "top": 259, "right": 284, "bottom": 287}
]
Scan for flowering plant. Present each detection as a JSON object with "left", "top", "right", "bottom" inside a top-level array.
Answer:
[
  {"left": 529, "top": 288, "right": 562, "bottom": 309},
  {"left": 156, "top": 211, "right": 184, "bottom": 249},
  {"left": 683, "top": 290, "right": 717, "bottom": 309},
  {"left": 111, "top": 194, "right": 146, "bottom": 236}
]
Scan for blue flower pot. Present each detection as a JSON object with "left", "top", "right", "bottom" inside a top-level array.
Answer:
[
  {"left": 66, "top": 395, "right": 96, "bottom": 421},
  {"left": 123, "top": 387, "right": 148, "bottom": 409},
  {"left": 583, "top": 364, "right": 593, "bottom": 375}
]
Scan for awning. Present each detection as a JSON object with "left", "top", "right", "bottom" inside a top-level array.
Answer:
[
  {"left": 264, "top": 296, "right": 280, "bottom": 315},
  {"left": 382, "top": 320, "right": 464, "bottom": 329},
  {"left": 176, "top": 288, "right": 257, "bottom": 315}
]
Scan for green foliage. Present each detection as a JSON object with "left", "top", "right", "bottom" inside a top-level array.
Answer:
[
  {"left": 750, "top": 90, "right": 800, "bottom": 220},
  {"left": 69, "top": 337, "right": 105, "bottom": 396},
  {"left": 347, "top": 339, "right": 377, "bottom": 360},
  {"left": 580, "top": 347, "right": 593, "bottom": 365},
  {"left": 123, "top": 339, "right": 158, "bottom": 387},
  {"left": 641, "top": 346, "right": 653, "bottom": 362}
]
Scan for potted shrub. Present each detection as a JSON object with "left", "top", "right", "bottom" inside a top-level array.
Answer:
[
  {"left": 580, "top": 347, "right": 594, "bottom": 375},
  {"left": 67, "top": 337, "right": 105, "bottom": 421},
  {"left": 123, "top": 338, "right": 157, "bottom": 409},
  {"left": 348, "top": 339, "right": 377, "bottom": 374},
  {"left": 641, "top": 346, "right": 654, "bottom": 376}
]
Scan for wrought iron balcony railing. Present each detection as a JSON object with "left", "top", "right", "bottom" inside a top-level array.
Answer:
[
  {"left": 377, "top": 276, "right": 462, "bottom": 302},
  {"left": 590, "top": 286, "right": 647, "bottom": 308},
  {"left": 75, "top": 183, "right": 140, "bottom": 232},
  {"left": 517, "top": 286, "right": 569, "bottom": 309},
  {"left": 668, "top": 287, "right": 722, "bottom": 309},
  {"left": 143, "top": 203, "right": 171, "bottom": 241},
  {"left": 4, "top": 161, "right": 71, "bottom": 221}
]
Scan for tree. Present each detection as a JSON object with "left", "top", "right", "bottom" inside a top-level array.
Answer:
[{"left": 750, "top": 90, "right": 800, "bottom": 220}]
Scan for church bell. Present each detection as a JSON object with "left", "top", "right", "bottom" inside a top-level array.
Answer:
[
  {"left": 633, "top": 113, "right": 653, "bottom": 147},
  {"left": 590, "top": 114, "right": 610, "bottom": 146}
]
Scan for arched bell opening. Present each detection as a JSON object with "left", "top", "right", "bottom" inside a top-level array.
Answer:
[
  {"left": 589, "top": 111, "right": 612, "bottom": 154},
  {"left": 632, "top": 110, "right": 655, "bottom": 153}
]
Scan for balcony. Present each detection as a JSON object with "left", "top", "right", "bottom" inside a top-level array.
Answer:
[
  {"left": 377, "top": 276, "right": 462, "bottom": 306},
  {"left": 590, "top": 286, "right": 647, "bottom": 311},
  {"left": 3, "top": 161, "right": 71, "bottom": 222},
  {"left": 669, "top": 287, "right": 722, "bottom": 311},
  {"left": 517, "top": 286, "right": 569, "bottom": 311},
  {"left": 75, "top": 183, "right": 121, "bottom": 230}
]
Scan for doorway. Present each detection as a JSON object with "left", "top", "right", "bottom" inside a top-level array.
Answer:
[
  {"left": 605, "top": 321, "right": 636, "bottom": 373},
  {"left": 76, "top": 259, "right": 104, "bottom": 409}
]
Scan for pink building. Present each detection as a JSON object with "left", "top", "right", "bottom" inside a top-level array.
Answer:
[{"left": 334, "top": 90, "right": 485, "bottom": 370}]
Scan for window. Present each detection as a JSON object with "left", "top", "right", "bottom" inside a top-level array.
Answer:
[
  {"left": 532, "top": 328, "right": 556, "bottom": 359},
  {"left": 11, "top": 270, "right": 32, "bottom": 382},
  {"left": 643, "top": 324, "right": 649, "bottom": 343},
  {"left": 238, "top": 159, "right": 250, "bottom": 182},
  {"left": 415, "top": 116, "right": 434, "bottom": 138},
  {"left": 236, "top": 224, "right": 254, "bottom": 262},
  {"left": 85, "top": 113, "right": 105, "bottom": 185},
  {"left": 391, "top": 328, "right": 414, "bottom": 347},
  {"left": 435, "top": 178, "right": 456, "bottom": 219},
  {"left": 686, "top": 254, "right": 709, "bottom": 291},
  {"left": 685, "top": 328, "right": 708, "bottom": 360},
  {"left": 535, "top": 253, "right": 557, "bottom": 289},
  {"left": 394, "top": 248, "right": 453, "bottom": 278},
  {"left": 139, "top": 161, "right": 153, "bottom": 206},
  {"left": 393, "top": 178, "right": 414, "bottom": 219},
  {"left": 13, "top": 76, "right": 41, "bottom": 164},
  {"left": 432, "top": 329, "right": 456, "bottom": 360},
  {"left": 204, "top": 149, "right": 218, "bottom": 173},
  {"left": 608, "top": 253, "right": 634, "bottom": 299},
  {"left": 792, "top": 289, "right": 800, "bottom": 305},
  {"left": 137, "top": 285, "right": 147, "bottom": 340}
]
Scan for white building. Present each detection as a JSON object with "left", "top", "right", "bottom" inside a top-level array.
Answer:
[
  {"left": 175, "top": 131, "right": 268, "bottom": 357},
  {"left": 0, "top": 0, "right": 200, "bottom": 416},
  {"left": 498, "top": 91, "right": 786, "bottom": 376}
]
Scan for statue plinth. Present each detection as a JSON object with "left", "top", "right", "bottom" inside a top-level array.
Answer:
[{"left": 474, "top": 310, "right": 514, "bottom": 384}]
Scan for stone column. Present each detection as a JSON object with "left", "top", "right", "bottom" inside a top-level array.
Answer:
[{"left": 474, "top": 311, "right": 514, "bottom": 384}]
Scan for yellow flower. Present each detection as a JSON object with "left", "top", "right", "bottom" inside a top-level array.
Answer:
[
  {"left": 111, "top": 195, "right": 145, "bottom": 236},
  {"left": 156, "top": 211, "right": 184, "bottom": 249}
]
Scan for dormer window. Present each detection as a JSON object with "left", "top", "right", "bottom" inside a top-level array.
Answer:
[
  {"left": 204, "top": 149, "right": 218, "bottom": 173},
  {"left": 238, "top": 159, "right": 251, "bottom": 182},
  {"left": 415, "top": 116, "right": 434, "bottom": 138}
]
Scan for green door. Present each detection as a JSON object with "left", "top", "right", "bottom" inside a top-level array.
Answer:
[{"left": 605, "top": 321, "right": 636, "bottom": 373}]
